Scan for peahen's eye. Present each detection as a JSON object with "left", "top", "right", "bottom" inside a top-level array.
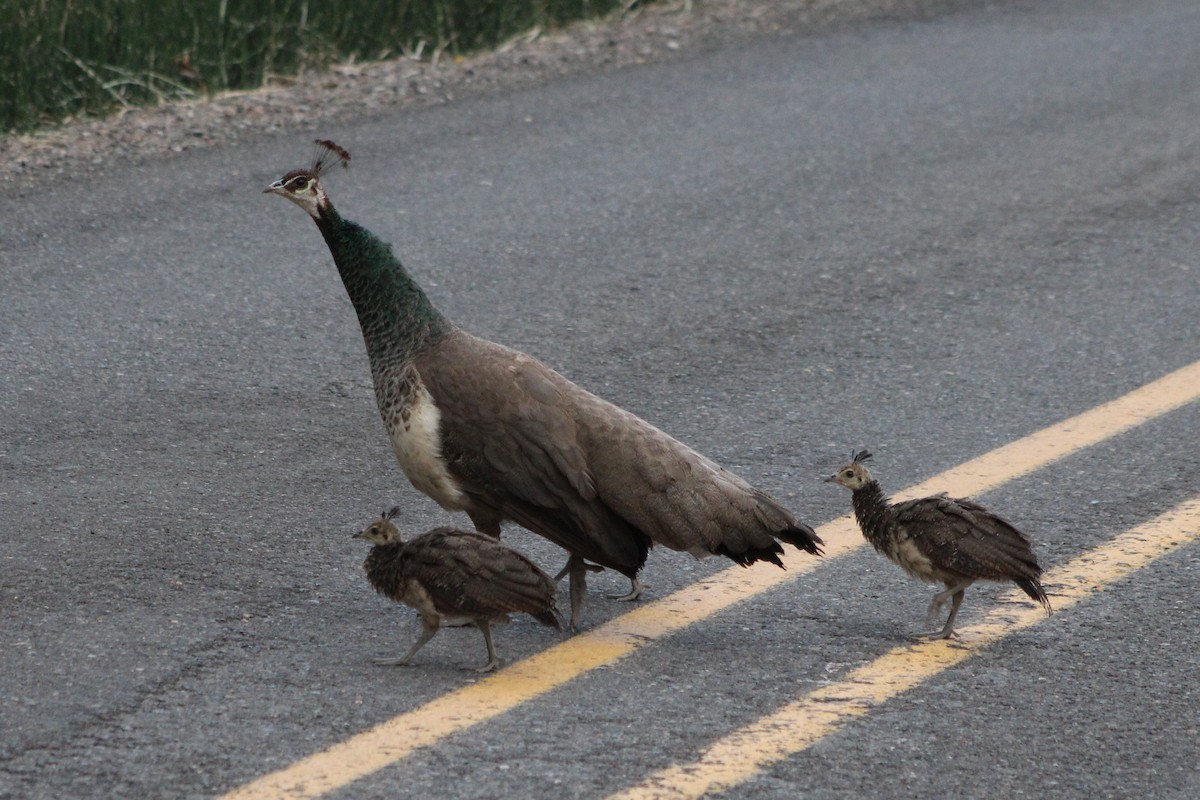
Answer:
[{"left": 292, "top": 177, "right": 308, "bottom": 189}]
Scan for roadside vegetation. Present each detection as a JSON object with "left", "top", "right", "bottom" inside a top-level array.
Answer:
[{"left": 1, "top": 0, "right": 630, "bottom": 133}]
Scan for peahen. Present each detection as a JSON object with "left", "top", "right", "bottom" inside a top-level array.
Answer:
[
  {"left": 354, "top": 507, "right": 562, "bottom": 672},
  {"left": 826, "top": 450, "right": 1051, "bottom": 639},
  {"left": 266, "top": 140, "right": 823, "bottom": 629}
]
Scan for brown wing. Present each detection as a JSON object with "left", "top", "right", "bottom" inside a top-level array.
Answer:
[
  {"left": 418, "top": 331, "right": 819, "bottom": 574},
  {"left": 418, "top": 334, "right": 650, "bottom": 577},
  {"left": 568, "top": 382, "right": 819, "bottom": 563},
  {"left": 402, "top": 528, "right": 561, "bottom": 627},
  {"left": 893, "top": 494, "right": 1045, "bottom": 582}
]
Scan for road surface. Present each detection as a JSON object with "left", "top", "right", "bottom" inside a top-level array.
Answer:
[{"left": 2, "top": 0, "right": 1199, "bottom": 797}]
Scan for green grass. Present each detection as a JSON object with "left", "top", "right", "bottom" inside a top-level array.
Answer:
[{"left": 1, "top": 0, "right": 631, "bottom": 133}]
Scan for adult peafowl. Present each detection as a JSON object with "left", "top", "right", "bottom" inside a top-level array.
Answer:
[{"left": 266, "top": 140, "right": 823, "bottom": 629}]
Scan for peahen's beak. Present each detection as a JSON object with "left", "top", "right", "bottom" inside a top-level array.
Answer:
[{"left": 263, "top": 180, "right": 284, "bottom": 194}]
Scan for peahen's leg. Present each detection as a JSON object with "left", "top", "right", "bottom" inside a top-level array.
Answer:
[
  {"left": 565, "top": 554, "right": 593, "bottom": 632},
  {"left": 608, "top": 577, "right": 644, "bottom": 602},
  {"left": 554, "top": 559, "right": 603, "bottom": 583},
  {"left": 553, "top": 559, "right": 635, "bottom": 603}
]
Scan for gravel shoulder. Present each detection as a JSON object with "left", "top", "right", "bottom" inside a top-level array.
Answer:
[{"left": 0, "top": 0, "right": 966, "bottom": 189}]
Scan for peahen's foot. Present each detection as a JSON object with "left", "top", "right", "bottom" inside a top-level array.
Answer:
[
  {"left": 607, "top": 578, "right": 644, "bottom": 602},
  {"left": 554, "top": 560, "right": 604, "bottom": 583}
]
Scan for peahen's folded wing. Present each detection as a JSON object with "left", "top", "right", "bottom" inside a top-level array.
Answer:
[{"left": 421, "top": 331, "right": 819, "bottom": 572}]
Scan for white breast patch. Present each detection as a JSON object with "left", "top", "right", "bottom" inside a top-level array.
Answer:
[{"left": 383, "top": 379, "right": 469, "bottom": 512}]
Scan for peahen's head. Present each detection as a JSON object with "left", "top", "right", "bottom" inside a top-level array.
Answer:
[
  {"left": 264, "top": 139, "right": 351, "bottom": 220},
  {"left": 825, "top": 449, "right": 874, "bottom": 491},
  {"left": 352, "top": 506, "right": 404, "bottom": 545}
]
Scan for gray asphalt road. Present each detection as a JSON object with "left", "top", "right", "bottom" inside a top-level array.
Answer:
[{"left": 3, "top": 0, "right": 1200, "bottom": 797}]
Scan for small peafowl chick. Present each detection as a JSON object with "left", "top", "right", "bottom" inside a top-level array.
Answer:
[
  {"left": 353, "top": 507, "right": 562, "bottom": 672},
  {"left": 826, "top": 450, "right": 1051, "bottom": 639},
  {"left": 266, "top": 140, "right": 822, "bottom": 631}
]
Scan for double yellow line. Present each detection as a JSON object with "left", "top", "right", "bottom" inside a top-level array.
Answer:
[
  {"left": 609, "top": 495, "right": 1200, "bottom": 799},
  {"left": 221, "top": 361, "right": 1200, "bottom": 800}
]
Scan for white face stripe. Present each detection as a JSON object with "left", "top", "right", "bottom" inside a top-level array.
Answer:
[{"left": 266, "top": 173, "right": 325, "bottom": 219}]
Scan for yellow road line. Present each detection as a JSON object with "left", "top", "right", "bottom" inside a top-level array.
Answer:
[
  {"left": 896, "top": 359, "right": 1200, "bottom": 501},
  {"left": 219, "top": 360, "right": 1200, "bottom": 800},
  {"left": 607, "top": 496, "right": 1200, "bottom": 800}
]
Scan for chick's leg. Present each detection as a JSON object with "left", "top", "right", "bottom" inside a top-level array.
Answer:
[
  {"left": 927, "top": 580, "right": 973, "bottom": 640},
  {"left": 375, "top": 619, "right": 439, "bottom": 666},
  {"left": 474, "top": 621, "right": 502, "bottom": 673}
]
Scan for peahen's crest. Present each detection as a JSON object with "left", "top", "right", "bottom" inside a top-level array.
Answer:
[{"left": 311, "top": 139, "right": 351, "bottom": 177}]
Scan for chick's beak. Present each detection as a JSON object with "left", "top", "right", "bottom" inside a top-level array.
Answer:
[
  {"left": 823, "top": 474, "right": 839, "bottom": 483},
  {"left": 351, "top": 530, "right": 364, "bottom": 539}
]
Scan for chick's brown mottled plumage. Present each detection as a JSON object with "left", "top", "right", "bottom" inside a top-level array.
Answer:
[
  {"left": 354, "top": 508, "right": 562, "bottom": 672},
  {"left": 826, "top": 450, "right": 1051, "bottom": 639}
]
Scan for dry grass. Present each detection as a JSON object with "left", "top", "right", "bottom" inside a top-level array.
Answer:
[{"left": 0, "top": 0, "right": 630, "bottom": 132}]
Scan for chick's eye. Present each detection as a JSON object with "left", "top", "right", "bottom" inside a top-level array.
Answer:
[{"left": 843, "top": 470, "right": 854, "bottom": 478}]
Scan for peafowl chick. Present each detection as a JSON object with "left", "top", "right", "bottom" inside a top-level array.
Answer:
[
  {"left": 826, "top": 450, "right": 1051, "bottom": 639},
  {"left": 266, "top": 140, "right": 822, "bottom": 630},
  {"left": 353, "top": 507, "right": 562, "bottom": 672}
]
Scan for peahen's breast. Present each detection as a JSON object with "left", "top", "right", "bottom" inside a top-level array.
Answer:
[{"left": 375, "top": 365, "right": 469, "bottom": 512}]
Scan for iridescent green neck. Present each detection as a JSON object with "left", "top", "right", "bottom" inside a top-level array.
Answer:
[{"left": 315, "top": 205, "right": 452, "bottom": 371}]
